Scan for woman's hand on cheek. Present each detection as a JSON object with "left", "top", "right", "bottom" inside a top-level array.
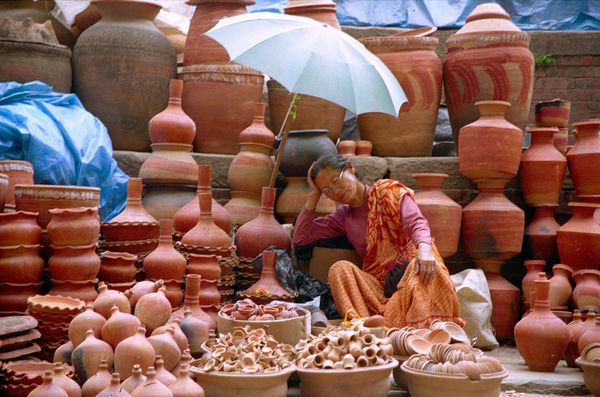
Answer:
[{"left": 416, "top": 243, "right": 436, "bottom": 283}]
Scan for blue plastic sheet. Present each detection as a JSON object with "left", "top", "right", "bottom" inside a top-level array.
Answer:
[
  {"left": 0, "top": 81, "right": 127, "bottom": 221},
  {"left": 249, "top": 0, "right": 600, "bottom": 30}
]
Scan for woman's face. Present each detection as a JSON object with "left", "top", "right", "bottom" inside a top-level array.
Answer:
[{"left": 314, "top": 165, "right": 358, "bottom": 204}]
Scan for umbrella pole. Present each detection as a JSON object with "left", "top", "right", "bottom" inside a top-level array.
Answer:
[{"left": 269, "top": 93, "right": 301, "bottom": 188}]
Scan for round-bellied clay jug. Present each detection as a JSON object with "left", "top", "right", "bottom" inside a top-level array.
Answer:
[
  {"left": 278, "top": 130, "right": 338, "bottom": 177},
  {"left": 114, "top": 327, "right": 156, "bottom": 379},
  {"left": 48, "top": 243, "right": 101, "bottom": 281},
  {"left": 548, "top": 264, "right": 573, "bottom": 309},
  {"left": 444, "top": 2, "right": 534, "bottom": 141},
  {"left": 72, "top": 0, "right": 176, "bottom": 151},
  {"left": 556, "top": 202, "right": 600, "bottom": 271},
  {"left": 71, "top": 330, "right": 114, "bottom": 383},
  {"left": 564, "top": 310, "right": 585, "bottom": 367},
  {"left": 168, "top": 364, "right": 205, "bottom": 397},
  {"left": 358, "top": 35, "right": 441, "bottom": 156},
  {"left": 28, "top": 370, "right": 68, "bottom": 397},
  {"left": 147, "top": 328, "right": 181, "bottom": 372},
  {"left": 572, "top": 270, "right": 600, "bottom": 312},
  {"left": 170, "top": 274, "right": 215, "bottom": 330},
  {"left": 96, "top": 373, "right": 130, "bottom": 397},
  {"left": 101, "top": 305, "right": 141, "bottom": 349},
  {"left": 178, "top": 309, "right": 209, "bottom": 357},
  {"left": 411, "top": 173, "right": 461, "bottom": 258},
  {"left": 458, "top": 101, "right": 523, "bottom": 179},
  {"left": 131, "top": 367, "right": 173, "bottom": 397},
  {"left": 521, "top": 260, "right": 546, "bottom": 305},
  {"left": 52, "top": 363, "right": 81, "bottom": 397},
  {"left": 47, "top": 207, "right": 100, "bottom": 246},
  {"left": 99, "top": 251, "right": 137, "bottom": 283},
  {"left": 69, "top": 302, "right": 107, "bottom": 348},
  {"left": 566, "top": 119, "right": 600, "bottom": 197},
  {"left": 519, "top": 127, "right": 567, "bottom": 204},
  {"left": 81, "top": 359, "right": 112, "bottom": 397},
  {"left": 0, "top": 244, "right": 44, "bottom": 283},
  {"left": 148, "top": 79, "right": 196, "bottom": 145},
  {"left": 514, "top": 272, "right": 570, "bottom": 372},
  {"left": 134, "top": 287, "right": 172, "bottom": 333},
  {"left": 93, "top": 283, "right": 132, "bottom": 319},
  {"left": 578, "top": 316, "right": 600, "bottom": 354},
  {"left": 152, "top": 319, "right": 188, "bottom": 353},
  {"left": 0, "top": 211, "right": 41, "bottom": 246},
  {"left": 275, "top": 176, "right": 336, "bottom": 223},
  {"left": 121, "top": 365, "right": 146, "bottom": 394},
  {"left": 524, "top": 204, "right": 560, "bottom": 264},
  {"left": 138, "top": 143, "right": 198, "bottom": 185},
  {"left": 143, "top": 219, "right": 186, "bottom": 282}
]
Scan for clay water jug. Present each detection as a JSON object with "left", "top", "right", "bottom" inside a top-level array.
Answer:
[
  {"left": 134, "top": 287, "right": 171, "bottom": 333},
  {"left": 47, "top": 207, "right": 100, "bottom": 246},
  {"left": 154, "top": 355, "right": 176, "bottom": 386},
  {"left": 52, "top": 363, "right": 81, "bottom": 397},
  {"left": 81, "top": 360, "right": 112, "bottom": 397},
  {"left": 567, "top": 119, "right": 600, "bottom": 197},
  {"left": 180, "top": 192, "right": 231, "bottom": 250},
  {"left": 114, "top": 327, "right": 156, "bottom": 379},
  {"left": 96, "top": 373, "right": 131, "bottom": 397},
  {"left": 130, "top": 367, "right": 173, "bottom": 397},
  {"left": 238, "top": 250, "right": 296, "bottom": 304},
  {"left": 121, "top": 365, "right": 146, "bottom": 394},
  {"left": 521, "top": 260, "right": 545, "bottom": 305},
  {"left": 148, "top": 79, "right": 195, "bottom": 145},
  {"left": 152, "top": 319, "right": 188, "bottom": 353},
  {"left": 168, "top": 364, "right": 205, "bottom": 397},
  {"left": 556, "top": 202, "right": 600, "bottom": 271},
  {"left": 99, "top": 251, "right": 137, "bottom": 283},
  {"left": 0, "top": 211, "right": 41, "bottom": 245},
  {"left": 564, "top": 310, "right": 584, "bottom": 367},
  {"left": 101, "top": 306, "right": 141, "bottom": 349},
  {"left": 143, "top": 219, "right": 186, "bottom": 282},
  {"left": 178, "top": 310, "right": 209, "bottom": 358},
  {"left": 28, "top": 371, "right": 68, "bottom": 397},
  {"left": 170, "top": 274, "right": 214, "bottom": 329},
  {"left": 124, "top": 280, "right": 162, "bottom": 309},
  {"left": 71, "top": 330, "right": 114, "bottom": 383},
  {"left": 48, "top": 243, "right": 101, "bottom": 281},
  {"left": 572, "top": 270, "right": 600, "bottom": 311},
  {"left": 69, "top": 302, "right": 106, "bottom": 348},
  {"left": 524, "top": 205, "right": 560, "bottom": 264},
  {"left": 147, "top": 328, "right": 181, "bottom": 371},
  {"left": 94, "top": 283, "right": 132, "bottom": 319},
  {"left": 548, "top": 264, "right": 573, "bottom": 309},
  {"left": 187, "top": 254, "right": 221, "bottom": 280}
]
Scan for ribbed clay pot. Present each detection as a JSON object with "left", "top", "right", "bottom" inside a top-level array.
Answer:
[
  {"left": 514, "top": 272, "right": 570, "bottom": 372},
  {"left": 444, "top": 3, "right": 534, "bottom": 140},
  {"left": 358, "top": 35, "right": 441, "bottom": 156},
  {"left": 535, "top": 99, "right": 571, "bottom": 128},
  {"left": 548, "top": 264, "right": 573, "bottom": 309},
  {"left": 48, "top": 243, "right": 101, "bottom": 281},
  {"left": 134, "top": 287, "right": 172, "bottom": 333},
  {"left": 278, "top": 129, "right": 338, "bottom": 177},
  {"left": 69, "top": 302, "right": 107, "bottom": 348},
  {"left": 567, "top": 119, "right": 600, "bottom": 197},
  {"left": 99, "top": 251, "right": 137, "bottom": 283},
  {"left": 521, "top": 260, "right": 546, "bottom": 305},
  {"left": 131, "top": 367, "right": 173, "bottom": 397},
  {"left": 101, "top": 305, "right": 142, "bottom": 349},
  {"left": 28, "top": 370, "right": 68, "bottom": 397},
  {"left": 524, "top": 204, "right": 560, "bottom": 264},
  {"left": 0, "top": 244, "right": 44, "bottom": 283},
  {"left": 47, "top": 207, "right": 100, "bottom": 246},
  {"left": 572, "top": 270, "right": 600, "bottom": 312},
  {"left": 180, "top": 192, "right": 231, "bottom": 250},
  {"left": 93, "top": 283, "right": 132, "bottom": 319},
  {"left": 144, "top": 219, "right": 187, "bottom": 281},
  {"left": 411, "top": 173, "right": 461, "bottom": 258},
  {"left": 519, "top": 127, "right": 567, "bottom": 204},
  {"left": 0, "top": 281, "right": 42, "bottom": 312},
  {"left": 139, "top": 143, "right": 198, "bottom": 185},
  {"left": 148, "top": 79, "right": 195, "bottom": 145},
  {"left": 458, "top": 100, "right": 523, "bottom": 179},
  {"left": 0, "top": 160, "right": 33, "bottom": 208},
  {"left": 556, "top": 202, "right": 600, "bottom": 271},
  {"left": 81, "top": 360, "right": 112, "bottom": 397},
  {"left": 71, "top": 330, "right": 114, "bottom": 383},
  {"left": 174, "top": 164, "right": 232, "bottom": 236},
  {"left": 170, "top": 274, "right": 214, "bottom": 330},
  {"left": 276, "top": 177, "right": 336, "bottom": 223},
  {"left": 72, "top": 0, "right": 176, "bottom": 151},
  {"left": 0, "top": 211, "right": 41, "bottom": 246},
  {"left": 114, "top": 327, "right": 156, "bottom": 379}
]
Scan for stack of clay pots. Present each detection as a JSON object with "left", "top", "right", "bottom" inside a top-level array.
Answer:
[
  {"left": 98, "top": 251, "right": 138, "bottom": 291},
  {"left": 47, "top": 207, "right": 101, "bottom": 302},
  {"left": 534, "top": 99, "right": 571, "bottom": 154},
  {"left": 0, "top": 316, "right": 41, "bottom": 366},
  {"left": 1, "top": 361, "right": 76, "bottom": 397},
  {"left": 0, "top": 160, "right": 34, "bottom": 213},
  {"left": 180, "top": 0, "right": 264, "bottom": 155},
  {"left": 139, "top": 79, "right": 199, "bottom": 221},
  {"left": 0, "top": 211, "right": 43, "bottom": 313},
  {"left": 458, "top": 100, "right": 524, "bottom": 341}
]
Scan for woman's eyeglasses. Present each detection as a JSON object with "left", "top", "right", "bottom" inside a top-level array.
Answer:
[{"left": 321, "top": 168, "right": 345, "bottom": 196}]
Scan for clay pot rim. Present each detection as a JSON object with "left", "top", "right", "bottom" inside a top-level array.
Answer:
[
  {"left": 0, "top": 173, "right": 8, "bottom": 182},
  {"left": 49, "top": 242, "right": 98, "bottom": 250},
  {"left": 0, "top": 280, "right": 44, "bottom": 287},
  {"left": 577, "top": 194, "right": 600, "bottom": 203},
  {"left": 360, "top": 35, "right": 439, "bottom": 50},
  {"left": 568, "top": 202, "right": 600, "bottom": 209},
  {"left": 524, "top": 260, "right": 546, "bottom": 266},
  {"left": 14, "top": 184, "right": 100, "bottom": 197},
  {"left": 401, "top": 361, "right": 508, "bottom": 380},
  {"left": 0, "top": 243, "right": 41, "bottom": 251},
  {"left": 0, "top": 210, "right": 39, "bottom": 219},
  {"left": 190, "top": 364, "right": 295, "bottom": 378},
  {"left": 0, "top": 160, "right": 34, "bottom": 172},
  {"left": 101, "top": 251, "right": 138, "bottom": 260},
  {"left": 50, "top": 278, "right": 98, "bottom": 285},
  {"left": 446, "top": 31, "right": 529, "bottom": 47},
  {"left": 575, "top": 357, "right": 600, "bottom": 370},
  {"left": 526, "top": 127, "right": 559, "bottom": 134},
  {"left": 529, "top": 203, "right": 559, "bottom": 208},
  {"left": 572, "top": 119, "right": 600, "bottom": 128},
  {"left": 572, "top": 269, "right": 600, "bottom": 277},
  {"left": 101, "top": 221, "right": 159, "bottom": 228},
  {"left": 48, "top": 206, "right": 98, "bottom": 215},
  {"left": 179, "top": 63, "right": 263, "bottom": 76},
  {"left": 552, "top": 263, "right": 573, "bottom": 274},
  {"left": 217, "top": 307, "right": 309, "bottom": 322},
  {"left": 150, "top": 143, "right": 193, "bottom": 152},
  {"left": 106, "top": 280, "right": 136, "bottom": 288},
  {"left": 297, "top": 358, "right": 398, "bottom": 374},
  {"left": 100, "top": 237, "right": 159, "bottom": 247}
]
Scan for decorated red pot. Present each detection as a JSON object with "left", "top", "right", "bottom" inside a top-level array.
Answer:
[
  {"left": 47, "top": 207, "right": 100, "bottom": 246},
  {"left": 0, "top": 211, "right": 41, "bottom": 245},
  {"left": 535, "top": 99, "right": 571, "bottom": 128},
  {"left": 444, "top": 2, "right": 534, "bottom": 140},
  {"left": 144, "top": 219, "right": 187, "bottom": 281},
  {"left": 567, "top": 119, "right": 600, "bottom": 196},
  {"left": 412, "top": 173, "right": 461, "bottom": 258},
  {"left": 572, "top": 269, "right": 600, "bottom": 312},
  {"left": 524, "top": 204, "right": 560, "bottom": 264},
  {"left": 519, "top": 127, "right": 567, "bottom": 204},
  {"left": 521, "top": 260, "right": 546, "bottom": 305},
  {"left": 548, "top": 264, "right": 573, "bottom": 309},
  {"left": 358, "top": 35, "right": 441, "bottom": 156},
  {"left": 553, "top": 127, "right": 569, "bottom": 155},
  {"left": 48, "top": 243, "right": 101, "bottom": 281},
  {"left": 0, "top": 160, "right": 33, "bottom": 208},
  {"left": 0, "top": 281, "right": 42, "bottom": 312},
  {"left": 148, "top": 79, "right": 196, "bottom": 145},
  {"left": 556, "top": 202, "right": 600, "bottom": 271},
  {"left": 0, "top": 244, "right": 44, "bottom": 283},
  {"left": 99, "top": 251, "right": 137, "bottom": 283}
]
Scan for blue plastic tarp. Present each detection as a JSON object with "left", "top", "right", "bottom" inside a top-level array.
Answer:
[
  {"left": 0, "top": 81, "right": 127, "bottom": 221},
  {"left": 249, "top": 0, "right": 600, "bottom": 30}
]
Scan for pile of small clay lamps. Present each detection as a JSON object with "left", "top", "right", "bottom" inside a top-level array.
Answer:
[
  {"left": 219, "top": 299, "right": 303, "bottom": 321},
  {"left": 388, "top": 322, "right": 468, "bottom": 356},
  {"left": 192, "top": 325, "right": 295, "bottom": 373},
  {"left": 294, "top": 325, "right": 394, "bottom": 369},
  {"left": 404, "top": 343, "right": 504, "bottom": 380}
]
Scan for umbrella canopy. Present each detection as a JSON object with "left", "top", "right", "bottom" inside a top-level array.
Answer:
[{"left": 205, "top": 12, "right": 407, "bottom": 118}]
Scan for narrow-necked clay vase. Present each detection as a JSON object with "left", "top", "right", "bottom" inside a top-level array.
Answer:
[
  {"left": 548, "top": 264, "right": 574, "bottom": 309},
  {"left": 172, "top": 349, "right": 192, "bottom": 378},
  {"left": 572, "top": 270, "right": 600, "bottom": 311},
  {"left": 96, "top": 373, "right": 131, "bottom": 397},
  {"left": 567, "top": 311, "right": 596, "bottom": 366},
  {"left": 124, "top": 279, "right": 162, "bottom": 310},
  {"left": 114, "top": 327, "right": 156, "bottom": 379},
  {"left": 131, "top": 367, "right": 173, "bottom": 397},
  {"left": 52, "top": 363, "right": 81, "bottom": 397},
  {"left": 28, "top": 371, "right": 68, "bottom": 397},
  {"left": 178, "top": 309, "right": 209, "bottom": 358},
  {"left": 71, "top": 330, "right": 115, "bottom": 383},
  {"left": 556, "top": 202, "right": 600, "bottom": 271},
  {"left": 514, "top": 272, "right": 570, "bottom": 372},
  {"left": 169, "top": 274, "right": 214, "bottom": 329},
  {"left": 524, "top": 204, "right": 560, "bottom": 263},
  {"left": 121, "top": 365, "right": 146, "bottom": 394},
  {"left": 54, "top": 341, "right": 74, "bottom": 365},
  {"left": 0, "top": 211, "right": 42, "bottom": 245},
  {"left": 81, "top": 359, "right": 112, "bottom": 397},
  {"left": 69, "top": 302, "right": 107, "bottom": 348},
  {"left": 147, "top": 328, "right": 181, "bottom": 371},
  {"left": 168, "top": 364, "right": 205, "bottom": 397},
  {"left": 564, "top": 310, "right": 584, "bottom": 367},
  {"left": 134, "top": 286, "right": 171, "bottom": 333},
  {"left": 48, "top": 243, "right": 101, "bottom": 281},
  {"left": 143, "top": 219, "right": 186, "bottom": 281},
  {"left": 238, "top": 250, "right": 296, "bottom": 304},
  {"left": 567, "top": 119, "right": 600, "bottom": 196},
  {"left": 101, "top": 305, "right": 142, "bottom": 349},
  {"left": 47, "top": 207, "right": 100, "bottom": 246},
  {"left": 148, "top": 79, "right": 195, "bottom": 145},
  {"left": 578, "top": 316, "right": 600, "bottom": 355},
  {"left": 94, "top": 283, "right": 132, "bottom": 319},
  {"left": 99, "top": 251, "right": 137, "bottom": 283},
  {"left": 180, "top": 192, "right": 231, "bottom": 250},
  {"left": 154, "top": 355, "right": 176, "bottom": 386},
  {"left": 522, "top": 260, "right": 546, "bottom": 304}
]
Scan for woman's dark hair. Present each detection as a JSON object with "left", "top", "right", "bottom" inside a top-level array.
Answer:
[{"left": 309, "top": 154, "right": 348, "bottom": 181}]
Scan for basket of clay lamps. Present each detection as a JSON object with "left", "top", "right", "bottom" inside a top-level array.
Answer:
[
  {"left": 311, "top": 314, "right": 386, "bottom": 338},
  {"left": 189, "top": 326, "right": 296, "bottom": 397},
  {"left": 294, "top": 325, "right": 398, "bottom": 397},
  {"left": 217, "top": 299, "right": 310, "bottom": 346}
]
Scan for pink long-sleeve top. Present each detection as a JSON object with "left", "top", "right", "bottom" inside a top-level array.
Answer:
[{"left": 293, "top": 184, "right": 432, "bottom": 258}]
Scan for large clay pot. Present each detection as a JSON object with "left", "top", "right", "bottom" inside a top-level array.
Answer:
[
  {"left": 28, "top": 371, "right": 68, "bottom": 397},
  {"left": 69, "top": 303, "right": 107, "bottom": 348},
  {"left": 173, "top": 164, "right": 232, "bottom": 236},
  {"left": 101, "top": 305, "right": 142, "bottom": 349},
  {"left": 0, "top": 211, "right": 41, "bottom": 246},
  {"left": 81, "top": 360, "right": 112, "bottom": 397},
  {"left": 358, "top": 36, "right": 441, "bottom": 156},
  {"left": 521, "top": 260, "right": 545, "bottom": 305},
  {"left": 147, "top": 328, "right": 181, "bottom": 371},
  {"left": 48, "top": 243, "right": 101, "bottom": 281},
  {"left": 0, "top": 281, "right": 42, "bottom": 312},
  {"left": 170, "top": 274, "right": 214, "bottom": 330},
  {"left": 139, "top": 144, "right": 198, "bottom": 185},
  {"left": 72, "top": 0, "right": 176, "bottom": 151},
  {"left": 0, "top": 244, "right": 44, "bottom": 283},
  {"left": 458, "top": 101, "right": 523, "bottom": 179},
  {"left": 524, "top": 204, "right": 560, "bottom": 264},
  {"left": 93, "top": 283, "right": 132, "bottom": 319},
  {"left": 278, "top": 130, "right": 338, "bottom": 177},
  {"left": 52, "top": 363, "right": 82, "bottom": 397},
  {"left": 275, "top": 177, "right": 336, "bottom": 223},
  {"left": 284, "top": 0, "right": 340, "bottom": 28},
  {"left": 567, "top": 119, "right": 600, "bottom": 197},
  {"left": 535, "top": 99, "right": 571, "bottom": 128},
  {"left": 572, "top": 270, "right": 600, "bottom": 312},
  {"left": 411, "top": 173, "right": 461, "bottom": 258},
  {"left": 114, "top": 327, "right": 156, "bottom": 379},
  {"left": 519, "top": 127, "right": 567, "bottom": 204},
  {"left": 148, "top": 79, "right": 196, "bottom": 145},
  {"left": 180, "top": 193, "right": 231, "bottom": 250},
  {"left": 180, "top": 64, "right": 264, "bottom": 154},
  {"left": 99, "top": 251, "right": 137, "bottom": 283},
  {"left": 485, "top": 271, "right": 520, "bottom": 341},
  {"left": 142, "top": 183, "right": 196, "bottom": 221},
  {"left": 548, "top": 264, "right": 574, "bottom": 309},
  {"left": 131, "top": 367, "right": 173, "bottom": 397},
  {"left": 47, "top": 207, "right": 100, "bottom": 246},
  {"left": 514, "top": 272, "right": 570, "bottom": 372},
  {"left": 178, "top": 309, "right": 210, "bottom": 357},
  {"left": 0, "top": 160, "right": 33, "bottom": 209},
  {"left": 71, "top": 330, "right": 114, "bottom": 383},
  {"left": 134, "top": 287, "right": 172, "bottom": 333},
  {"left": 144, "top": 219, "right": 187, "bottom": 282},
  {"left": 556, "top": 202, "right": 600, "bottom": 271},
  {"left": 444, "top": 3, "right": 534, "bottom": 140}
]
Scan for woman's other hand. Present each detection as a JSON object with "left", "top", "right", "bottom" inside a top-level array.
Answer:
[
  {"left": 416, "top": 242, "right": 436, "bottom": 283},
  {"left": 305, "top": 162, "right": 321, "bottom": 210}
]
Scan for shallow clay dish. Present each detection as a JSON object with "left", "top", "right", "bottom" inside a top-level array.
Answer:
[
  {"left": 0, "top": 329, "right": 41, "bottom": 351},
  {"left": 0, "top": 343, "right": 40, "bottom": 360},
  {"left": 0, "top": 316, "right": 37, "bottom": 338},
  {"left": 27, "top": 295, "right": 84, "bottom": 314}
]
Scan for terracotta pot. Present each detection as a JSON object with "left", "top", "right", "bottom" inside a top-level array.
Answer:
[
  {"left": 69, "top": 302, "right": 107, "bottom": 348},
  {"left": 548, "top": 264, "right": 574, "bottom": 309},
  {"left": 187, "top": 254, "right": 222, "bottom": 280},
  {"left": 101, "top": 305, "right": 141, "bottom": 349},
  {"left": 553, "top": 127, "right": 569, "bottom": 155},
  {"left": 134, "top": 287, "right": 172, "bottom": 333},
  {"left": 276, "top": 177, "right": 336, "bottom": 223},
  {"left": 461, "top": 179, "right": 524, "bottom": 268},
  {"left": 444, "top": 3, "right": 534, "bottom": 140},
  {"left": 0, "top": 160, "right": 33, "bottom": 208},
  {"left": 524, "top": 204, "right": 560, "bottom": 264},
  {"left": 152, "top": 319, "right": 188, "bottom": 353},
  {"left": 151, "top": 278, "right": 184, "bottom": 308},
  {"left": 224, "top": 190, "right": 261, "bottom": 226},
  {"left": 239, "top": 251, "right": 296, "bottom": 304},
  {"left": 567, "top": 119, "right": 600, "bottom": 196},
  {"left": 124, "top": 279, "right": 162, "bottom": 310},
  {"left": 81, "top": 360, "right": 112, "bottom": 397},
  {"left": 358, "top": 36, "right": 441, "bottom": 156},
  {"left": 183, "top": 0, "right": 254, "bottom": 65},
  {"left": 181, "top": 192, "right": 231, "bottom": 250},
  {"left": 239, "top": 103, "right": 275, "bottom": 146},
  {"left": 160, "top": 26, "right": 186, "bottom": 65},
  {"left": 149, "top": 79, "right": 196, "bottom": 145},
  {"left": 97, "top": 373, "right": 129, "bottom": 397},
  {"left": 179, "top": 309, "right": 210, "bottom": 358},
  {"left": 278, "top": 129, "right": 338, "bottom": 177},
  {"left": 572, "top": 269, "right": 600, "bottom": 312},
  {"left": 52, "top": 363, "right": 81, "bottom": 397},
  {"left": 198, "top": 279, "right": 220, "bottom": 307},
  {"left": 564, "top": 310, "right": 585, "bottom": 367},
  {"left": 170, "top": 274, "right": 214, "bottom": 330},
  {"left": 154, "top": 355, "right": 176, "bottom": 386},
  {"left": 521, "top": 260, "right": 546, "bottom": 305},
  {"left": 106, "top": 280, "right": 137, "bottom": 293},
  {"left": 0, "top": 281, "right": 42, "bottom": 312},
  {"left": 50, "top": 278, "right": 98, "bottom": 302},
  {"left": 180, "top": 63, "right": 264, "bottom": 154},
  {"left": 142, "top": 183, "right": 197, "bottom": 221},
  {"left": 48, "top": 243, "right": 101, "bottom": 281},
  {"left": 114, "top": 327, "right": 156, "bottom": 379},
  {"left": 535, "top": 99, "right": 571, "bottom": 128},
  {"left": 0, "top": 244, "right": 43, "bottom": 283},
  {"left": 169, "top": 364, "right": 205, "bottom": 397},
  {"left": 355, "top": 140, "right": 373, "bottom": 157},
  {"left": 284, "top": 0, "right": 340, "bottom": 27},
  {"left": 71, "top": 330, "right": 114, "bottom": 383},
  {"left": 228, "top": 142, "right": 274, "bottom": 196},
  {"left": 73, "top": 0, "right": 176, "bottom": 151},
  {"left": 47, "top": 207, "right": 100, "bottom": 246},
  {"left": 144, "top": 219, "right": 187, "bottom": 281},
  {"left": 236, "top": 187, "right": 291, "bottom": 259},
  {"left": 412, "top": 173, "right": 462, "bottom": 258},
  {"left": 458, "top": 101, "right": 523, "bottom": 179},
  {"left": 103, "top": 178, "right": 159, "bottom": 242},
  {"left": 515, "top": 272, "right": 569, "bottom": 371},
  {"left": 486, "top": 271, "right": 520, "bottom": 341},
  {"left": 14, "top": 184, "right": 100, "bottom": 229},
  {"left": 93, "top": 283, "right": 131, "bottom": 319},
  {"left": 131, "top": 367, "right": 173, "bottom": 397},
  {"left": 99, "top": 251, "right": 137, "bottom": 283},
  {"left": 147, "top": 329, "right": 181, "bottom": 371},
  {"left": 0, "top": 211, "right": 41, "bottom": 246},
  {"left": 337, "top": 140, "right": 356, "bottom": 156},
  {"left": 578, "top": 317, "right": 600, "bottom": 354},
  {"left": 121, "top": 364, "right": 146, "bottom": 394},
  {"left": 139, "top": 143, "right": 198, "bottom": 185},
  {"left": 519, "top": 127, "right": 567, "bottom": 204},
  {"left": 28, "top": 371, "right": 68, "bottom": 397},
  {"left": 556, "top": 202, "right": 600, "bottom": 271}
]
